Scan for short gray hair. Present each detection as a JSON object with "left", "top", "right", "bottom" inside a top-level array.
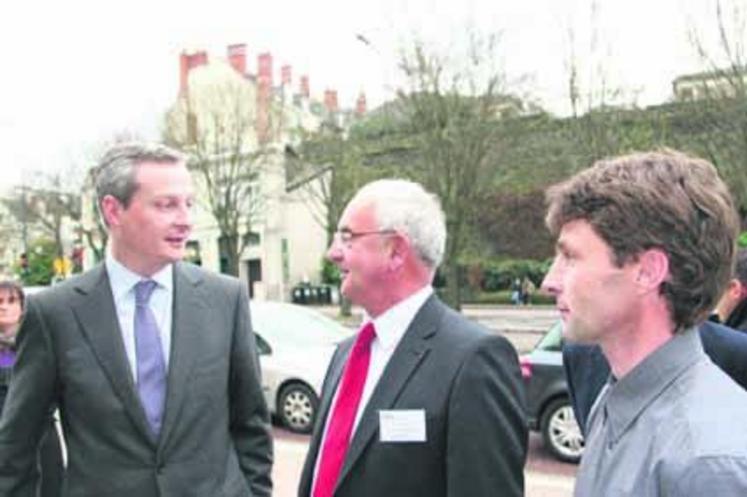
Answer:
[
  {"left": 94, "top": 142, "right": 185, "bottom": 209},
  {"left": 351, "top": 179, "right": 446, "bottom": 269}
]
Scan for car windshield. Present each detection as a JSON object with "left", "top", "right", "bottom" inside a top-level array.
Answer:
[
  {"left": 536, "top": 321, "right": 563, "bottom": 351},
  {"left": 250, "top": 303, "right": 351, "bottom": 348}
]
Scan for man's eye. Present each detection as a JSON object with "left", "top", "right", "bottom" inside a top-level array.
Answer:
[
  {"left": 558, "top": 250, "right": 575, "bottom": 264},
  {"left": 155, "top": 200, "right": 175, "bottom": 210}
]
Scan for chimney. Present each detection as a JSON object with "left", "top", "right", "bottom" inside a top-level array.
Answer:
[
  {"left": 281, "top": 65, "right": 292, "bottom": 86},
  {"left": 227, "top": 43, "right": 247, "bottom": 75},
  {"left": 179, "top": 50, "right": 209, "bottom": 95},
  {"left": 257, "top": 52, "right": 274, "bottom": 143},
  {"left": 179, "top": 53, "right": 189, "bottom": 95},
  {"left": 356, "top": 92, "right": 367, "bottom": 116},
  {"left": 324, "top": 89, "right": 339, "bottom": 113},
  {"left": 257, "top": 52, "right": 273, "bottom": 86},
  {"left": 300, "top": 75, "right": 310, "bottom": 98},
  {"left": 192, "top": 50, "right": 208, "bottom": 66}
]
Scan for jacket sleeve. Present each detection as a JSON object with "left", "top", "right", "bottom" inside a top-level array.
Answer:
[
  {"left": 228, "top": 284, "right": 274, "bottom": 497},
  {"left": 0, "top": 297, "right": 58, "bottom": 497},
  {"left": 446, "top": 334, "right": 528, "bottom": 497}
]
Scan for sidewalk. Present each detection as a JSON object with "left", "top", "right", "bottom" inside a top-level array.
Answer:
[
  {"left": 316, "top": 303, "right": 558, "bottom": 333},
  {"left": 315, "top": 303, "right": 560, "bottom": 353}
]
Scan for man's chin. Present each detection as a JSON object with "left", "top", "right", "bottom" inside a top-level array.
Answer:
[{"left": 562, "top": 322, "right": 598, "bottom": 344}]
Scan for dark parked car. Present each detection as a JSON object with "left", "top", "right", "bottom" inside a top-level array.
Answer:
[{"left": 519, "top": 322, "right": 584, "bottom": 463}]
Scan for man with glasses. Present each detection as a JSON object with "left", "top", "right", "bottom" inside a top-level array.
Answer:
[{"left": 298, "top": 179, "right": 527, "bottom": 497}]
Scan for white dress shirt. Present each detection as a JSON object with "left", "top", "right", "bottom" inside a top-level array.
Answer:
[
  {"left": 105, "top": 253, "right": 173, "bottom": 382},
  {"left": 313, "top": 285, "right": 433, "bottom": 485}
]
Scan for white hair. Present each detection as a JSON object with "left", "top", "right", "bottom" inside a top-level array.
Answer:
[{"left": 351, "top": 179, "right": 446, "bottom": 269}]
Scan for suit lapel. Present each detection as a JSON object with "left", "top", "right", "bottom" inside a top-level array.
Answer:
[
  {"left": 157, "top": 263, "right": 206, "bottom": 448},
  {"left": 71, "top": 265, "right": 155, "bottom": 444},
  {"left": 335, "top": 296, "right": 444, "bottom": 491},
  {"left": 300, "top": 339, "right": 353, "bottom": 496}
]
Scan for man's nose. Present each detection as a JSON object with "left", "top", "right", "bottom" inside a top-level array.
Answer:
[
  {"left": 541, "top": 258, "right": 562, "bottom": 296},
  {"left": 175, "top": 202, "right": 193, "bottom": 228},
  {"left": 326, "top": 238, "right": 343, "bottom": 262}
]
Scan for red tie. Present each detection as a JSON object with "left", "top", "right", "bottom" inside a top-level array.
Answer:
[{"left": 313, "top": 322, "right": 376, "bottom": 497}]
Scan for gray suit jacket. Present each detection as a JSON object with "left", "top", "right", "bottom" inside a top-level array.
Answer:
[
  {"left": 0, "top": 263, "right": 273, "bottom": 497},
  {"left": 298, "top": 296, "right": 528, "bottom": 497}
]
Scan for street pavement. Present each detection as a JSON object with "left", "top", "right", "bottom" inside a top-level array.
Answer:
[
  {"left": 319, "top": 303, "right": 561, "bottom": 353},
  {"left": 272, "top": 427, "right": 576, "bottom": 497}
]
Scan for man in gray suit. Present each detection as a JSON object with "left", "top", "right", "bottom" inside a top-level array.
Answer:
[
  {"left": 298, "top": 179, "right": 527, "bottom": 497},
  {"left": 0, "top": 143, "right": 273, "bottom": 496}
]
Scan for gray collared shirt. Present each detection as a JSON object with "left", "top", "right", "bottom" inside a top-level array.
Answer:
[{"left": 574, "top": 327, "right": 747, "bottom": 497}]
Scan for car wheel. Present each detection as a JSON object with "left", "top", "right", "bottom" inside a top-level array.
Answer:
[
  {"left": 278, "top": 383, "right": 318, "bottom": 434},
  {"left": 540, "top": 398, "right": 584, "bottom": 463}
]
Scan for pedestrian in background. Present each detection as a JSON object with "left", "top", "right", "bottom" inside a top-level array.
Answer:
[
  {"left": 0, "top": 280, "right": 63, "bottom": 497},
  {"left": 520, "top": 277, "right": 535, "bottom": 305},
  {"left": 711, "top": 247, "right": 747, "bottom": 331}
]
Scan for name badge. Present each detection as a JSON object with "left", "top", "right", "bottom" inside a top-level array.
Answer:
[{"left": 379, "top": 409, "right": 426, "bottom": 442}]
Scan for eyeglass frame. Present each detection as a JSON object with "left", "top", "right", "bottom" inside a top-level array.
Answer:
[{"left": 333, "top": 228, "right": 398, "bottom": 245}]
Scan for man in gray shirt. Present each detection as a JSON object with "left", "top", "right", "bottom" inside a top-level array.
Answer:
[{"left": 541, "top": 149, "right": 747, "bottom": 496}]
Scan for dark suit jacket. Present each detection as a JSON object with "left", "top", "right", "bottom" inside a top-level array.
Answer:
[
  {"left": 0, "top": 263, "right": 273, "bottom": 497},
  {"left": 298, "top": 296, "right": 528, "bottom": 497},
  {"left": 563, "top": 320, "right": 747, "bottom": 435}
]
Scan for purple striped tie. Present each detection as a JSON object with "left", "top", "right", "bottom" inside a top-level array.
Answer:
[{"left": 134, "top": 280, "right": 167, "bottom": 436}]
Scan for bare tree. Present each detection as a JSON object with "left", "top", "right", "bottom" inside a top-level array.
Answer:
[
  {"left": 684, "top": 0, "right": 747, "bottom": 212},
  {"left": 393, "top": 34, "right": 515, "bottom": 308},
  {"left": 3, "top": 167, "right": 82, "bottom": 262},
  {"left": 287, "top": 123, "right": 383, "bottom": 245},
  {"left": 164, "top": 77, "right": 271, "bottom": 276}
]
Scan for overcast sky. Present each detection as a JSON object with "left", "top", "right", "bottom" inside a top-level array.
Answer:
[{"left": 0, "top": 0, "right": 737, "bottom": 192}]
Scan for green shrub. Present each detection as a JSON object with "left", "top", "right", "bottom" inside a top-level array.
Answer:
[
  {"left": 479, "top": 258, "right": 552, "bottom": 292},
  {"left": 321, "top": 258, "right": 341, "bottom": 285},
  {"left": 15, "top": 238, "right": 57, "bottom": 286}
]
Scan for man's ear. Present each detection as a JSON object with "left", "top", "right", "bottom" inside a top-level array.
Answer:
[
  {"left": 729, "top": 279, "right": 745, "bottom": 299},
  {"left": 635, "top": 248, "right": 670, "bottom": 292},
  {"left": 100, "top": 195, "right": 124, "bottom": 228},
  {"left": 387, "top": 234, "right": 408, "bottom": 272}
]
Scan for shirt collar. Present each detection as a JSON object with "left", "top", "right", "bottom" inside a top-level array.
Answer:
[
  {"left": 105, "top": 252, "right": 173, "bottom": 301},
  {"left": 367, "top": 285, "right": 433, "bottom": 350},
  {"left": 604, "top": 326, "right": 704, "bottom": 442}
]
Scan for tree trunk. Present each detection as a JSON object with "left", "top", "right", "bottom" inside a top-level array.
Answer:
[
  {"left": 443, "top": 260, "right": 462, "bottom": 311},
  {"left": 339, "top": 295, "right": 352, "bottom": 317},
  {"left": 219, "top": 234, "right": 241, "bottom": 277}
]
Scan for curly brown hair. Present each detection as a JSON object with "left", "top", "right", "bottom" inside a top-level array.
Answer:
[{"left": 545, "top": 149, "right": 740, "bottom": 331}]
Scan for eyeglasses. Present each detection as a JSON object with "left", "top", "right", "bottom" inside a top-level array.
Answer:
[{"left": 333, "top": 228, "right": 397, "bottom": 245}]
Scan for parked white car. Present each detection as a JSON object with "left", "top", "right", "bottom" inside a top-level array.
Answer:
[{"left": 250, "top": 301, "right": 352, "bottom": 433}]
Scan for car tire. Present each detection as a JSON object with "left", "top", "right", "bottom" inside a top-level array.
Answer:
[
  {"left": 540, "top": 397, "right": 584, "bottom": 464},
  {"left": 278, "top": 382, "right": 318, "bottom": 434}
]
